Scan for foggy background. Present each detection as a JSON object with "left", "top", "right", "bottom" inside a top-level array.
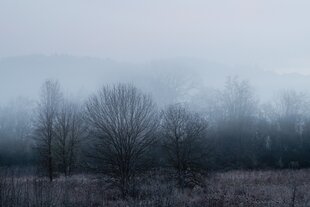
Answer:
[
  {"left": 1, "top": 0, "right": 310, "bottom": 104},
  {"left": 2, "top": 2, "right": 310, "bottom": 206}
]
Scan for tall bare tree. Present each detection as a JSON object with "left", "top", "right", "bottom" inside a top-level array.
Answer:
[
  {"left": 34, "top": 80, "right": 62, "bottom": 181},
  {"left": 161, "top": 104, "right": 208, "bottom": 188},
  {"left": 216, "top": 77, "right": 258, "bottom": 168},
  {"left": 54, "top": 101, "right": 85, "bottom": 176},
  {"left": 85, "top": 84, "right": 158, "bottom": 196}
]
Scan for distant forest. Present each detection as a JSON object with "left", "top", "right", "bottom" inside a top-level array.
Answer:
[{"left": 1, "top": 76, "right": 309, "bottom": 171}]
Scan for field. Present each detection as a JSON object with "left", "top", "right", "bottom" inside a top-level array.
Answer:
[{"left": 0, "top": 169, "right": 309, "bottom": 207}]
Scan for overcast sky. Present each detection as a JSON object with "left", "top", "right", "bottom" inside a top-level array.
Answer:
[{"left": 1, "top": 0, "right": 310, "bottom": 74}]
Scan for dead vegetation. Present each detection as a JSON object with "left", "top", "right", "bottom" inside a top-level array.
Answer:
[{"left": 0, "top": 168, "right": 309, "bottom": 207}]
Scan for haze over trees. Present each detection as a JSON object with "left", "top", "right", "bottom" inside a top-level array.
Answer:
[
  {"left": 2, "top": 0, "right": 310, "bottom": 205},
  {"left": 1, "top": 76, "right": 310, "bottom": 171},
  {"left": 2, "top": 56, "right": 310, "bottom": 106},
  {"left": 0, "top": 74, "right": 310, "bottom": 201}
]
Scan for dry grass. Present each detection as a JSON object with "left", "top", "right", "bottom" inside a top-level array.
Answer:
[{"left": 0, "top": 168, "right": 309, "bottom": 207}]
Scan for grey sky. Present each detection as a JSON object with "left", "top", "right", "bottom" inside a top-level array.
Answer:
[{"left": 1, "top": 0, "right": 310, "bottom": 74}]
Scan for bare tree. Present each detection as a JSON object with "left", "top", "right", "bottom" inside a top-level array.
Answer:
[
  {"left": 274, "top": 90, "right": 308, "bottom": 127},
  {"left": 271, "top": 90, "right": 309, "bottom": 167},
  {"left": 215, "top": 77, "right": 259, "bottom": 168},
  {"left": 161, "top": 104, "right": 208, "bottom": 188},
  {"left": 221, "top": 76, "right": 257, "bottom": 124},
  {"left": 34, "top": 80, "right": 62, "bottom": 181},
  {"left": 54, "top": 100, "right": 85, "bottom": 176},
  {"left": 85, "top": 84, "right": 158, "bottom": 196}
]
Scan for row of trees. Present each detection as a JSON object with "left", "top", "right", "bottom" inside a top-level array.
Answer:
[
  {"left": 32, "top": 80, "right": 209, "bottom": 195},
  {"left": 193, "top": 77, "right": 310, "bottom": 169},
  {"left": 1, "top": 77, "right": 310, "bottom": 194},
  {"left": 33, "top": 81, "right": 86, "bottom": 180}
]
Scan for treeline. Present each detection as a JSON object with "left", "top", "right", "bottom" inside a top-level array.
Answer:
[{"left": 0, "top": 77, "right": 310, "bottom": 192}]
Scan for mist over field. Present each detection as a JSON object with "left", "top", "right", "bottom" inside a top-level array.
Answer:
[{"left": 1, "top": 0, "right": 310, "bottom": 206}]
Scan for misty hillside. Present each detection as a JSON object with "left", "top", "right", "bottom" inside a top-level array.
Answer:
[{"left": 1, "top": 55, "right": 310, "bottom": 104}]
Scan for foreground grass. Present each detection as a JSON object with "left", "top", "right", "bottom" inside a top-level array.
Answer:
[{"left": 0, "top": 169, "right": 309, "bottom": 207}]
